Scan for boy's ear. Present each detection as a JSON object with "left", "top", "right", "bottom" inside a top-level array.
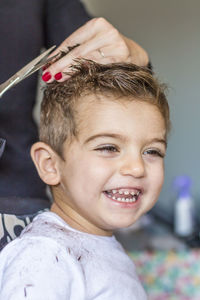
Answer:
[{"left": 31, "top": 142, "right": 61, "bottom": 186}]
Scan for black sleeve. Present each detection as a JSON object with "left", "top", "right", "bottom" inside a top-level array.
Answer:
[
  {"left": 0, "top": 139, "right": 6, "bottom": 159},
  {"left": 44, "top": 0, "right": 91, "bottom": 48}
]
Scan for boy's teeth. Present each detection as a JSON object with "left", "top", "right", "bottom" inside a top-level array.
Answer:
[
  {"left": 107, "top": 194, "right": 137, "bottom": 203},
  {"left": 109, "top": 189, "right": 140, "bottom": 196},
  {"left": 106, "top": 188, "right": 140, "bottom": 203},
  {"left": 111, "top": 189, "right": 137, "bottom": 196}
]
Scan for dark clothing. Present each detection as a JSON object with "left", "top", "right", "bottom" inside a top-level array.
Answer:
[
  {"left": 0, "top": 0, "right": 90, "bottom": 213},
  {"left": 0, "top": 139, "right": 6, "bottom": 159}
]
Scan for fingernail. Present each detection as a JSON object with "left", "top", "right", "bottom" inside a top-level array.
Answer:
[
  {"left": 42, "top": 66, "right": 47, "bottom": 71},
  {"left": 54, "top": 72, "right": 62, "bottom": 80},
  {"left": 42, "top": 72, "right": 52, "bottom": 82}
]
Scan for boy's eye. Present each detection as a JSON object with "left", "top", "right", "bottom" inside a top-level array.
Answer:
[
  {"left": 143, "top": 149, "right": 165, "bottom": 158},
  {"left": 95, "top": 145, "right": 119, "bottom": 153}
]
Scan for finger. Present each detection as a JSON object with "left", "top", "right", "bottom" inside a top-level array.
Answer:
[
  {"left": 45, "top": 19, "right": 99, "bottom": 61},
  {"left": 95, "top": 44, "right": 130, "bottom": 63},
  {"left": 54, "top": 46, "right": 129, "bottom": 83},
  {"left": 42, "top": 20, "right": 130, "bottom": 83},
  {"left": 42, "top": 35, "right": 112, "bottom": 82},
  {"left": 123, "top": 36, "right": 149, "bottom": 66},
  {"left": 45, "top": 27, "right": 126, "bottom": 74},
  {"left": 42, "top": 37, "right": 130, "bottom": 83},
  {"left": 50, "top": 18, "right": 113, "bottom": 57}
]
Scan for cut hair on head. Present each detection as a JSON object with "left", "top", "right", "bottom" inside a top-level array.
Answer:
[{"left": 40, "top": 59, "right": 170, "bottom": 157}]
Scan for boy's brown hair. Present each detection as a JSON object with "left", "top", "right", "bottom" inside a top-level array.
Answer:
[{"left": 40, "top": 60, "right": 170, "bottom": 157}]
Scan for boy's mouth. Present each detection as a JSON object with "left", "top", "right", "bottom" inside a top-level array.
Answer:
[{"left": 103, "top": 188, "right": 141, "bottom": 203}]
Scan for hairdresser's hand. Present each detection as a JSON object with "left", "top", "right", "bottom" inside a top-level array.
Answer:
[{"left": 42, "top": 18, "right": 149, "bottom": 83}]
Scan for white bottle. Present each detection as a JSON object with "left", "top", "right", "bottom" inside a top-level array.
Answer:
[{"left": 174, "top": 176, "right": 194, "bottom": 237}]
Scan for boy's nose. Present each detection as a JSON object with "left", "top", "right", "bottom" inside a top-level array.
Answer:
[{"left": 119, "top": 153, "right": 145, "bottom": 178}]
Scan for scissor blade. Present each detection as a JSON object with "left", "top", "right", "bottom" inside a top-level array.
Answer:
[
  {"left": 0, "top": 75, "right": 20, "bottom": 98},
  {"left": 0, "top": 45, "right": 56, "bottom": 98},
  {"left": 23, "top": 51, "right": 61, "bottom": 79},
  {"left": 17, "top": 45, "right": 57, "bottom": 81}
]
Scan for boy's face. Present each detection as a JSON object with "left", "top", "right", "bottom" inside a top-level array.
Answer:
[{"left": 56, "top": 95, "right": 166, "bottom": 236}]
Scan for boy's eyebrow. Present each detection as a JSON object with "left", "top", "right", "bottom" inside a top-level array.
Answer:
[
  {"left": 84, "top": 134, "right": 167, "bottom": 147},
  {"left": 148, "top": 138, "right": 167, "bottom": 148},
  {"left": 84, "top": 133, "right": 127, "bottom": 144}
]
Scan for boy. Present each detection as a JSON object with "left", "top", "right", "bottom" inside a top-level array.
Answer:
[{"left": 0, "top": 60, "right": 170, "bottom": 299}]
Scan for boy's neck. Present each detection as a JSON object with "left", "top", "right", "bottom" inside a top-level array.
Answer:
[{"left": 50, "top": 202, "right": 113, "bottom": 237}]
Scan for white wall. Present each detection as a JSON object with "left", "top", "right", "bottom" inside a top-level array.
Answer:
[{"left": 82, "top": 0, "right": 200, "bottom": 221}]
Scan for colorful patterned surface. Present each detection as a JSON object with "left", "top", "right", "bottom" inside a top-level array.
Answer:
[{"left": 129, "top": 250, "right": 200, "bottom": 300}]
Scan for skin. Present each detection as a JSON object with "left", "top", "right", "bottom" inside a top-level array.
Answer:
[
  {"left": 50, "top": 96, "right": 167, "bottom": 236},
  {"left": 43, "top": 18, "right": 149, "bottom": 82}
]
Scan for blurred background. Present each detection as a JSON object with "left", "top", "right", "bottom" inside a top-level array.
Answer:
[{"left": 82, "top": 0, "right": 200, "bottom": 225}]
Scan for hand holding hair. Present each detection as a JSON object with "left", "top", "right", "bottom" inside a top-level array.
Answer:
[{"left": 42, "top": 18, "right": 149, "bottom": 83}]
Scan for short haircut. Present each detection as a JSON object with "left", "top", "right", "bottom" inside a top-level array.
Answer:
[{"left": 40, "top": 60, "right": 170, "bottom": 157}]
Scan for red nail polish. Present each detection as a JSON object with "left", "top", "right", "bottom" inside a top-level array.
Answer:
[
  {"left": 54, "top": 72, "right": 62, "bottom": 80},
  {"left": 42, "top": 72, "right": 51, "bottom": 82},
  {"left": 42, "top": 66, "right": 47, "bottom": 71}
]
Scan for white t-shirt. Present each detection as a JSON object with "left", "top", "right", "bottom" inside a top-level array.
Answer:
[{"left": 0, "top": 212, "right": 147, "bottom": 300}]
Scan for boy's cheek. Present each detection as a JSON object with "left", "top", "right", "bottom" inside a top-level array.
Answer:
[
  {"left": 156, "top": 174, "right": 165, "bottom": 195},
  {"left": 151, "top": 165, "right": 165, "bottom": 191}
]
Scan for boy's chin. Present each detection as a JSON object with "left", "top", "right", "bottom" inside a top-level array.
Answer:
[{"left": 107, "top": 217, "right": 142, "bottom": 232}]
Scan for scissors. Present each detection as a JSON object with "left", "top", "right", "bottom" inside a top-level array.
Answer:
[{"left": 0, "top": 45, "right": 57, "bottom": 98}]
